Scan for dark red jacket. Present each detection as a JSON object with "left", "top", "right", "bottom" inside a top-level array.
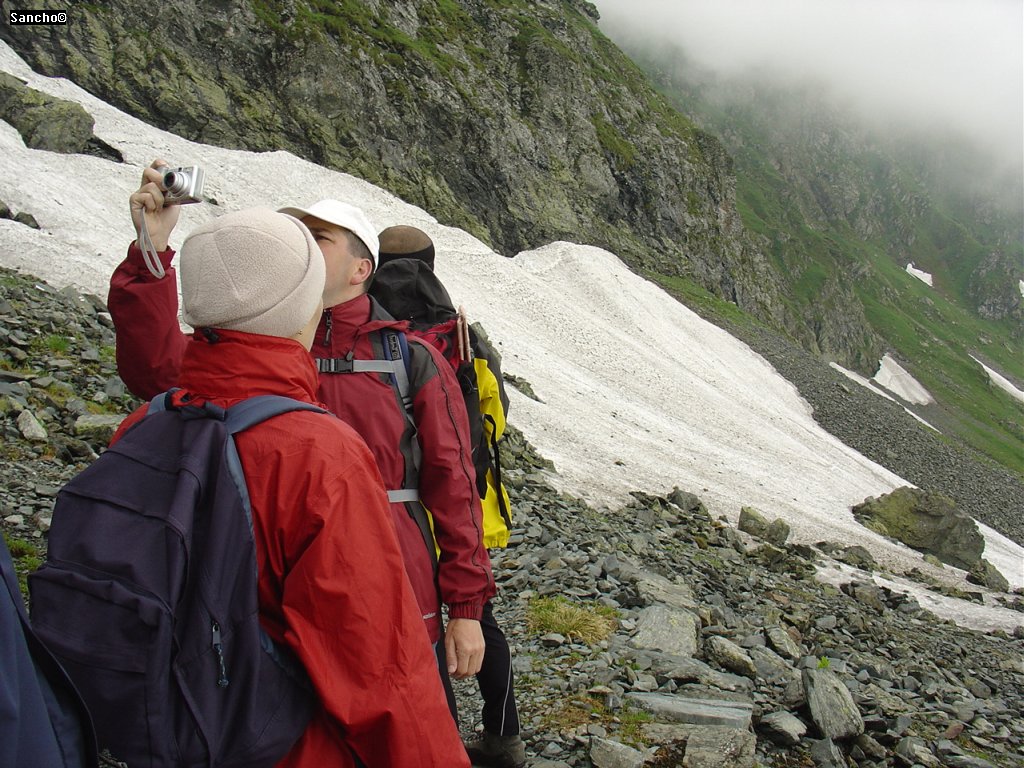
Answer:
[
  {"left": 109, "top": 244, "right": 494, "bottom": 643},
  {"left": 111, "top": 330, "right": 470, "bottom": 768}
]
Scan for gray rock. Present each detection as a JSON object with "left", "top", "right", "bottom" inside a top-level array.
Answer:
[
  {"left": 658, "top": 657, "right": 753, "bottom": 692},
  {"left": 631, "top": 567, "right": 698, "bottom": 611},
  {"left": 103, "top": 377, "right": 126, "bottom": 399},
  {"left": 705, "top": 635, "right": 757, "bottom": 678},
  {"left": 738, "top": 506, "right": 769, "bottom": 538},
  {"left": 16, "top": 409, "right": 47, "bottom": 441},
  {"left": 629, "top": 605, "right": 699, "bottom": 658},
  {"left": 809, "top": 737, "right": 847, "bottom": 768},
  {"left": 854, "top": 733, "right": 887, "bottom": 760},
  {"left": 844, "top": 581, "right": 886, "bottom": 612},
  {"left": 840, "top": 545, "right": 877, "bottom": 569},
  {"left": 747, "top": 645, "right": 797, "bottom": 685},
  {"left": 967, "top": 558, "right": 1010, "bottom": 592},
  {"left": 589, "top": 737, "right": 644, "bottom": 768},
  {"left": 895, "top": 736, "right": 940, "bottom": 767},
  {"left": 815, "top": 614, "right": 838, "bottom": 630},
  {"left": 682, "top": 726, "right": 756, "bottom": 768},
  {"left": 803, "top": 668, "right": 864, "bottom": 740},
  {"left": 668, "top": 488, "right": 708, "bottom": 518},
  {"left": 626, "top": 693, "right": 753, "bottom": 729},
  {"left": 73, "top": 413, "right": 126, "bottom": 443},
  {"left": 942, "top": 756, "right": 999, "bottom": 768},
  {"left": 13, "top": 211, "right": 40, "bottom": 229},
  {"left": 0, "top": 73, "right": 112, "bottom": 158},
  {"left": 765, "top": 518, "right": 791, "bottom": 547},
  {"left": 759, "top": 710, "right": 807, "bottom": 745},
  {"left": 765, "top": 626, "right": 803, "bottom": 660}
]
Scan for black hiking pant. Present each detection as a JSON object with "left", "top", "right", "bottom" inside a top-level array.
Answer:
[
  {"left": 435, "top": 635, "right": 459, "bottom": 723},
  {"left": 477, "top": 600, "right": 520, "bottom": 736},
  {"left": 435, "top": 600, "right": 520, "bottom": 735}
]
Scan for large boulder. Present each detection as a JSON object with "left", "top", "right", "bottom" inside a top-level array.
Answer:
[
  {"left": 852, "top": 487, "right": 984, "bottom": 570},
  {"left": 967, "top": 559, "right": 1010, "bottom": 592},
  {"left": 0, "top": 72, "right": 95, "bottom": 153}
]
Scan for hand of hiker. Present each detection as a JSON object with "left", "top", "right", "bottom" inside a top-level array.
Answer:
[
  {"left": 445, "top": 618, "right": 485, "bottom": 679},
  {"left": 129, "top": 158, "right": 180, "bottom": 252}
]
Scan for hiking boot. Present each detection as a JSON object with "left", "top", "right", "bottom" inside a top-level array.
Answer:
[{"left": 464, "top": 731, "right": 527, "bottom": 768}]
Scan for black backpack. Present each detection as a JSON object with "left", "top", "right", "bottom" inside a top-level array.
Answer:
[
  {"left": 369, "top": 258, "right": 511, "bottom": 530},
  {"left": 29, "top": 392, "right": 324, "bottom": 768}
]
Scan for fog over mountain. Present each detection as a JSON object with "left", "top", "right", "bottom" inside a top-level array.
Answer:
[{"left": 594, "top": 0, "right": 1024, "bottom": 182}]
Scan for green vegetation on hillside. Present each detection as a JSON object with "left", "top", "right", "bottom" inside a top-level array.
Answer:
[{"left": 619, "top": 44, "right": 1023, "bottom": 477}]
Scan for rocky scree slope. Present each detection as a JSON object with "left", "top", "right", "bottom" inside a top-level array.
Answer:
[
  {"left": 663, "top": 291, "right": 1024, "bottom": 549},
  {"left": 2, "top": 267, "right": 1022, "bottom": 768}
]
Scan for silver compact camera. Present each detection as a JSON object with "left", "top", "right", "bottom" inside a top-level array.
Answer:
[{"left": 159, "top": 165, "right": 205, "bottom": 205}]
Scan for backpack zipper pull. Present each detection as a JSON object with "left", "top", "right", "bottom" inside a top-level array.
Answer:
[{"left": 211, "top": 621, "right": 230, "bottom": 688}]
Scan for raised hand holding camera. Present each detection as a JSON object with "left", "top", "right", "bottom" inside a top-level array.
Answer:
[{"left": 130, "top": 159, "right": 204, "bottom": 278}]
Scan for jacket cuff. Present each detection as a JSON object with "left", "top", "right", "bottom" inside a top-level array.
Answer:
[
  {"left": 446, "top": 601, "right": 485, "bottom": 622},
  {"left": 127, "top": 241, "right": 176, "bottom": 278}
]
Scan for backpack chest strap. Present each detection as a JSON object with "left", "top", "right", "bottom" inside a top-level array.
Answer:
[
  {"left": 387, "top": 489, "right": 420, "bottom": 503},
  {"left": 317, "top": 357, "right": 403, "bottom": 375},
  {"left": 316, "top": 330, "right": 414, "bottom": 411}
]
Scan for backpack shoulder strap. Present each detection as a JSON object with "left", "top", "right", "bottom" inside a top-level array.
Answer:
[
  {"left": 221, "top": 396, "right": 328, "bottom": 532},
  {"left": 380, "top": 330, "right": 423, "bottom": 498},
  {"left": 382, "top": 329, "right": 414, "bottom": 417},
  {"left": 224, "top": 396, "right": 326, "bottom": 434},
  {"left": 315, "top": 333, "right": 426, "bottom": 514},
  {"left": 145, "top": 388, "right": 180, "bottom": 415}
]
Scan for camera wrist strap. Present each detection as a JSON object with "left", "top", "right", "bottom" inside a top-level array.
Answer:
[{"left": 138, "top": 215, "right": 167, "bottom": 279}]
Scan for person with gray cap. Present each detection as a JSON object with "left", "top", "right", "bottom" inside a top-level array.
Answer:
[
  {"left": 374, "top": 224, "right": 526, "bottom": 768},
  {"left": 109, "top": 163, "right": 496, "bottom": 731},
  {"left": 108, "top": 204, "right": 470, "bottom": 767}
]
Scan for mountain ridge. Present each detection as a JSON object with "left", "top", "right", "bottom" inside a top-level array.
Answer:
[{"left": 2, "top": 1, "right": 1020, "bottom": 476}]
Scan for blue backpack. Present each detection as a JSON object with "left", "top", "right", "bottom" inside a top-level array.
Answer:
[{"left": 29, "top": 392, "right": 325, "bottom": 768}]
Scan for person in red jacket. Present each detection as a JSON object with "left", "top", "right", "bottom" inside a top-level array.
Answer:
[
  {"left": 111, "top": 205, "right": 469, "bottom": 767},
  {"left": 110, "top": 161, "right": 496, "bottom": 719}
]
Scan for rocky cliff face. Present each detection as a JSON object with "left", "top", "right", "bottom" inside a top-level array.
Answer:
[{"left": 1, "top": 0, "right": 785, "bottom": 327}]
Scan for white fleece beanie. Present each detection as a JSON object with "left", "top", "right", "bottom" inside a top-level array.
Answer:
[{"left": 180, "top": 207, "right": 325, "bottom": 338}]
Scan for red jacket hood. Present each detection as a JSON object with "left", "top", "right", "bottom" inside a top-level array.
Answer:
[{"left": 177, "top": 329, "right": 322, "bottom": 407}]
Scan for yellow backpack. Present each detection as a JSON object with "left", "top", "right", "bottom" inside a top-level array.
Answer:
[{"left": 369, "top": 258, "right": 514, "bottom": 549}]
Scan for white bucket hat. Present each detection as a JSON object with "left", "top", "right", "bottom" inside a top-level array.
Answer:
[{"left": 277, "top": 199, "right": 380, "bottom": 266}]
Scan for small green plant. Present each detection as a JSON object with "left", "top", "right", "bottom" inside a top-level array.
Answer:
[
  {"left": 617, "top": 705, "right": 655, "bottom": 748},
  {"left": 3, "top": 534, "right": 42, "bottom": 599},
  {"left": 45, "top": 335, "right": 71, "bottom": 354},
  {"left": 527, "top": 595, "right": 618, "bottom": 644},
  {"left": 4, "top": 534, "right": 38, "bottom": 559},
  {"left": 540, "top": 695, "right": 652, "bottom": 749},
  {"left": 816, "top": 656, "right": 831, "bottom": 669}
]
